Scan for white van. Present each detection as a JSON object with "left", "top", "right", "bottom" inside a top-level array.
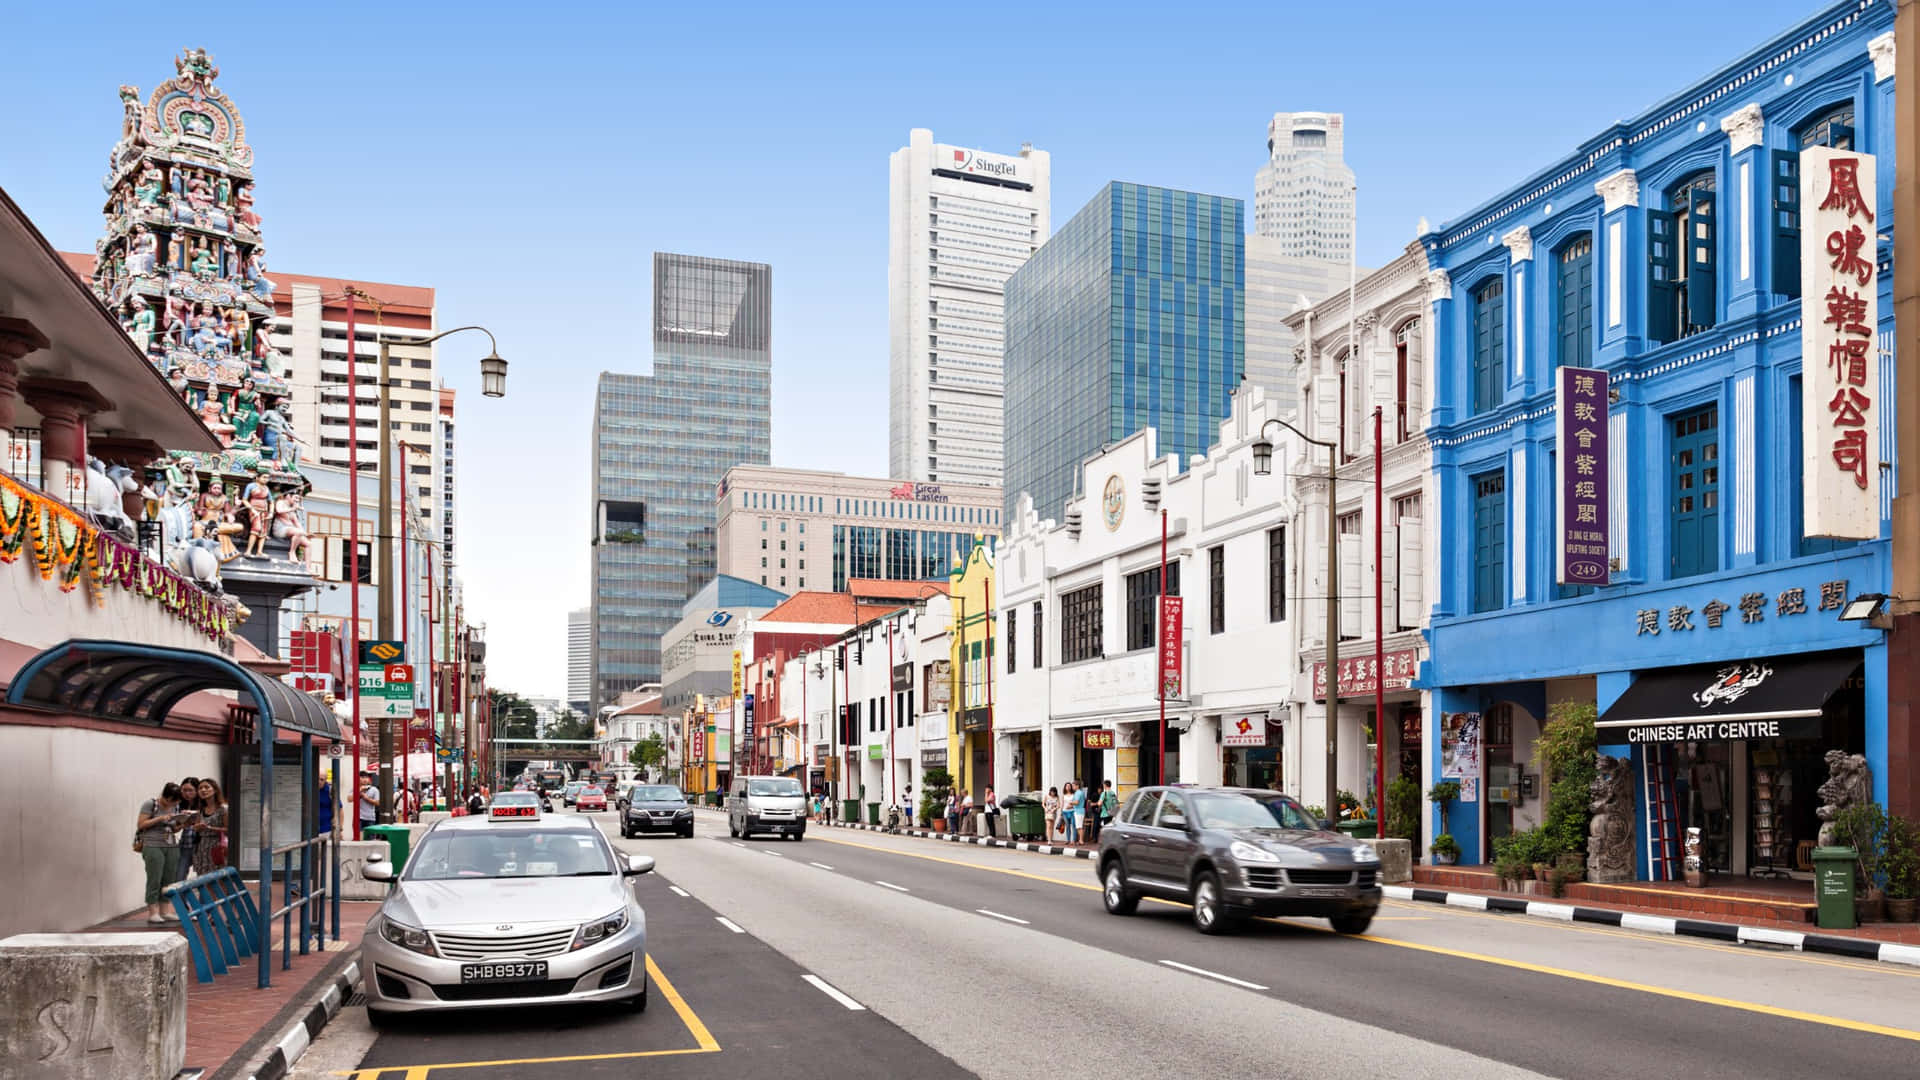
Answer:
[{"left": 728, "top": 775, "right": 808, "bottom": 840}]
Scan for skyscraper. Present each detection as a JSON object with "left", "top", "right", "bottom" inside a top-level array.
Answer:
[
  {"left": 1003, "top": 183, "right": 1245, "bottom": 522},
  {"left": 888, "top": 129, "right": 1050, "bottom": 487},
  {"left": 567, "top": 607, "right": 591, "bottom": 713},
  {"left": 591, "top": 253, "right": 772, "bottom": 711}
]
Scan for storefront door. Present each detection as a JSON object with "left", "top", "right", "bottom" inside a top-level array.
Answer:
[{"left": 1483, "top": 705, "right": 1514, "bottom": 847}]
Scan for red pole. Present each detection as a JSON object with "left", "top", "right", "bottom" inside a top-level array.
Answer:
[
  {"left": 1159, "top": 509, "right": 1167, "bottom": 786},
  {"left": 345, "top": 291, "right": 362, "bottom": 840},
  {"left": 1373, "top": 407, "right": 1386, "bottom": 834},
  {"left": 984, "top": 574, "right": 995, "bottom": 799},
  {"left": 887, "top": 621, "right": 896, "bottom": 810}
]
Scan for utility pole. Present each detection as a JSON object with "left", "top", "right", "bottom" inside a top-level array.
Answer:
[
  {"left": 375, "top": 333, "right": 396, "bottom": 823},
  {"left": 1890, "top": 0, "right": 1918, "bottom": 820}
]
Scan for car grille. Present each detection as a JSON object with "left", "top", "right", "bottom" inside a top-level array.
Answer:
[
  {"left": 1285, "top": 868, "right": 1356, "bottom": 886},
  {"left": 432, "top": 928, "right": 575, "bottom": 961},
  {"left": 432, "top": 978, "right": 577, "bottom": 1002},
  {"left": 757, "top": 809, "right": 794, "bottom": 818},
  {"left": 1358, "top": 869, "right": 1378, "bottom": 889},
  {"left": 1244, "top": 867, "right": 1283, "bottom": 890}
]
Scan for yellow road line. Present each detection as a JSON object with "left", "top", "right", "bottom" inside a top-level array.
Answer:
[{"left": 341, "top": 955, "right": 719, "bottom": 1076}]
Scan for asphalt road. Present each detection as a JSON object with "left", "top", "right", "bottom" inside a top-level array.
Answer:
[{"left": 295, "top": 807, "right": 1920, "bottom": 1080}]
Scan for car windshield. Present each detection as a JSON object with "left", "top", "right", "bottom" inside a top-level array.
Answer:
[
  {"left": 1192, "top": 793, "right": 1320, "bottom": 831},
  {"left": 407, "top": 828, "right": 615, "bottom": 880},
  {"left": 748, "top": 779, "right": 804, "bottom": 797},
  {"left": 633, "top": 786, "right": 683, "bottom": 801}
]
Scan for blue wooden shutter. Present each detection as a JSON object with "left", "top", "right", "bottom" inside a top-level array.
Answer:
[
  {"left": 1473, "top": 472, "right": 1506, "bottom": 613},
  {"left": 1557, "top": 240, "right": 1594, "bottom": 368},
  {"left": 1648, "top": 210, "right": 1679, "bottom": 343},
  {"left": 1831, "top": 123, "right": 1855, "bottom": 151},
  {"left": 1687, "top": 187, "right": 1718, "bottom": 330},
  {"left": 1669, "top": 407, "right": 1720, "bottom": 577},
  {"left": 1473, "top": 281, "right": 1504, "bottom": 413},
  {"left": 1771, "top": 150, "right": 1801, "bottom": 299}
]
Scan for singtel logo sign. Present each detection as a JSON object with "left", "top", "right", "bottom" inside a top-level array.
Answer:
[{"left": 950, "top": 148, "right": 1018, "bottom": 179}]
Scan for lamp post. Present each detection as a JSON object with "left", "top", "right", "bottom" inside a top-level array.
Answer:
[
  {"left": 1252, "top": 416, "right": 1341, "bottom": 823},
  {"left": 370, "top": 321, "right": 506, "bottom": 822}
]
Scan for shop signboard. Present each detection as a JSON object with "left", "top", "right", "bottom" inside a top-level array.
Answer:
[
  {"left": 1222, "top": 712, "right": 1270, "bottom": 748},
  {"left": 919, "top": 746, "right": 947, "bottom": 768},
  {"left": 1081, "top": 729, "right": 1115, "bottom": 750},
  {"left": 1555, "top": 366, "right": 1611, "bottom": 585},
  {"left": 1159, "top": 596, "right": 1184, "bottom": 699},
  {"left": 743, "top": 694, "right": 755, "bottom": 745},
  {"left": 731, "top": 650, "right": 743, "bottom": 697},
  {"left": 963, "top": 707, "right": 991, "bottom": 732},
  {"left": 1440, "top": 712, "right": 1481, "bottom": 779},
  {"left": 1312, "top": 648, "right": 1420, "bottom": 699},
  {"left": 1800, "top": 146, "right": 1880, "bottom": 540},
  {"left": 892, "top": 663, "right": 913, "bottom": 693},
  {"left": 867, "top": 743, "right": 884, "bottom": 761},
  {"left": 927, "top": 660, "right": 952, "bottom": 707}
]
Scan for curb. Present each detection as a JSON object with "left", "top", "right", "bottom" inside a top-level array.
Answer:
[
  {"left": 243, "top": 956, "right": 360, "bottom": 1080},
  {"left": 825, "top": 818, "right": 1095, "bottom": 859},
  {"left": 1383, "top": 885, "right": 1920, "bottom": 968}
]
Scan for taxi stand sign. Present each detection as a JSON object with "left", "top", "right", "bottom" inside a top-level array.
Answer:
[{"left": 357, "top": 660, "right": 414, "bottom": 721}]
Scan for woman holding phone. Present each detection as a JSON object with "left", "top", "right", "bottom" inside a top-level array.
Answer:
[{"left": 136, "top": 784, "right": 190, "bottom": 923}]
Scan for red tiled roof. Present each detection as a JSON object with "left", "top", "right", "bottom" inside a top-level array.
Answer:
[
  {"left": 758, "top": 592, "right": 860, "bottom": 624},
  {"left": 847, "top": 579, "right": 949, "bottom": 600}
]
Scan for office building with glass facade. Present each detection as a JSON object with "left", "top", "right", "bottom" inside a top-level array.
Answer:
[
  {"left": 590, "top": 253, "right": 772, "bottom": 711},
  {"left": 1003, "top": 182, "right": 1245, "bottom": 522}
]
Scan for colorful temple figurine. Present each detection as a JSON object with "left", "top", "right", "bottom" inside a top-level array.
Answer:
[
  {"left": 127, "top": 296, "right": 155, "bottom": 355},
  {"left": 258, "top": 400, "right": 297, "bottom": 463},
  {"left": 244, "top": 248, "right": 273, "bottom": 299},
  {"left": 189, "top": 238, "right": 217, "bottom": 279},
  {"left": 272, "top": 491, "right": 309, "bottom": 563},
  {"left": 196, "top": 395, "right": 235, "bottom": 446},
  {"left": 241, "top": 469, "right": 273, "bottom": 558},
  {"left": 230, "top": 379, "right": 262, "bottom": 444},
  {"left": 134, "top": 164, "right": 163, "bottom": 206}
]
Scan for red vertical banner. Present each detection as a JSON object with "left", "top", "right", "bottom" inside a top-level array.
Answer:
[{"left": 1159, "top": 596, "right": 1184, "bottom": 698}]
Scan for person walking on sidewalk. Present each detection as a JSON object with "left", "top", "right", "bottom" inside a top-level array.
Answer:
[
  {"left": 1098, "top": 781, "right": 1119, "bottom": 841},
  {"left": 360, "top": 773, "right": 379, "bottom": 832},
  {"left": 191, "top": 779, "right": 229, "bottom": 876},
  {"left": 174, "top": 776, "right": 201, "bottom": 882},
  {"left": 1060, "top": 782, "right": 1080, "bottom": 843},
  {"left": 1043, "top": 786, "right": 1060, "bottom": 841},
  {"left": 136, "top": 784, "right": 190, "bottom": 924}
]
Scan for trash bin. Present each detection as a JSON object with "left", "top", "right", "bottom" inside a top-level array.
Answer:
[
  {"left": 365, "top": 824, "right": 411, "bottom": 878},
  {"left": 841, "top": 798, "right": 859, "bottom": 823},
  {"left": 1337, "top": 821, "right": 1379, "bottom": 840},
  {"left": 1813, "top": 846, "right": 1858, "bottom": 929},
  {"left": 1007, "top": 801, "right": 1044, "bottom": 841},
  {"left": 867, "top": 802, "right": 881, "bottom": 825}
]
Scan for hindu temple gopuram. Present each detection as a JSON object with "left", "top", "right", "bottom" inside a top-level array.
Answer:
[{"left": 90, "top": 48, "right": 314, "bottom": 650}]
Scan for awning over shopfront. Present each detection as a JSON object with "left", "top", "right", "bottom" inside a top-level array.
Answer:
[
  {"left": 1596, "top": 651, "right": 1859, "bottom": 745},
  {"left": 5, "top": 639, "right": 340, "bottom": 739}
]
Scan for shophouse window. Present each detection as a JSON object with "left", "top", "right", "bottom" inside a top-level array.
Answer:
[
  {"left": 1060, "top": 584, "right": 1104, "bottom": 664},
  {"left": 1472, "top": 279, "right": 1505, "bottom": 414},
  {"left": 1006, "top": 606, "right": 1017, "bottom": 674},
  {"left": 1336, "top": 511, "right": 1362, "bottom": 535},
  {"left": 1209, "top": 545, "right": 1226, "bottom": 634},
  {"left": 1032, "top": 600, "right": 1044, "bottom": 669},
  {"left": 1650, "top": 172, "right": 1717, "bottom": 343},
  {"left": 1787, "top": 378, "right": 1856, "bottom": 558},
  {"left": 1556, "top": 235, "right": 1594, "bottom": 369},
  {"left": 1125, "top": 563, "right": 1180, "bottom": 651},
  {"left": 1268, "top": 527, "right": 1287, "bottom": 623},
  {"left": 1471, "top": 470, "right": 1506, "bottom": 614},
  {"left": 1668, "top": 405, "right": 1720, "bottom": 578},
  {"left": 1772, "top": 103, "right": 1858, "bottom": 299},
  {"left": 1395, "top": 319, "right": 1423, "bottom": 442}
]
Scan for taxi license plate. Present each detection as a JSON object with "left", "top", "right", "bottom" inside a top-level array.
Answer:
[
  {"left": 460, "top": 961, "right": 547, "bottom": 984},
  {"left": 1296, "top": 886, "right": 1346, "bottom": 898}
]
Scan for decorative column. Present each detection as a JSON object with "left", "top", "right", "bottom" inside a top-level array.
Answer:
[
  {"left": 1593, "top": 169, "right": 1641, "bottom": 358},
  {"left": 1420, "top": 268, "right": 1453, "bottom": 428},
  {"left": 1719, "top": 104, "right": 1766, "bottom": 320},
  {"left": 0, "top": 316, "right": 50, "bottom": 433},
  {"left": 1501, "top": 226, "right": 1534, "bottom": 397},
  {"left": 19, "top": 376, "right": 112, "bottom": 504}
]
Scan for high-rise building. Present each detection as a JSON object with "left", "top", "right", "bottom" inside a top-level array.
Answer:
[
  {"left": 435, "top": 387, "right": 457, "bottom": 562},
  {"left": 591, "top": 253, "right": 772, "bottom": 711},
  {"left": 715, "top": 465, "right": 1001, "bottom": 593},
  {"left": 1253, "top": 112, "right": 1355, "bottom": 257},
  {"left": 567, "top": 608, "right": 591, "bottom": 712},
  {"left": 1003, "top": 183, "right": 1245, "bottom": 522},
  {"left": 888, "top": 129, "right": 1050, "bottom": 487}
]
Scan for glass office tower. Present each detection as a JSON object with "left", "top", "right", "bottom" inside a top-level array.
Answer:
[
  {"left": 1003, "top": 182, "right": 1245, "bottom": 521},
  {"left": 591, "top": 253, "right": 772, "bottom": 710}
]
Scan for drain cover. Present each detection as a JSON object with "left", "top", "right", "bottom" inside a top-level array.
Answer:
[{"left": 345, "top": 991, "right": 367, "bottom": 1007}]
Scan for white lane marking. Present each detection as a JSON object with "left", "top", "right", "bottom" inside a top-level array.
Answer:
[
  {"left": 874, "top": 880, "right": 910, "bottom": 893},
  {"left": 732, "top": 841, "right": 748, "bottom": 848},
  {"left": 977, "top": 909, "right": 1030, "bottom": 925},
  {"left": 716, "top": 917, "right": 746, "bottom": 934},
  {"left": 763, "top": 848, "right": 784, "bottom": 857},
  {"left": 802, "top": 973, "right": 867, "bottom": 1010},
  {"left": 668, "top": 886, "right": 690, "bottom": 898},
  {"left": 1158, "top": 959, "right": 1268, "bottom": 991},
  {"left": 810, "top": 862, "right": 835, "bottom": 870}
]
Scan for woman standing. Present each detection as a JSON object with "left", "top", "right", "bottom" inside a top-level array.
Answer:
[
  {"left": 944, "top": 791, "right": 960, "bottom": 835},
  {"left": 174, "top": 776, "right": 201, "bottom": 882},
  {"left": 1043, "top": 786, "right": 1061, "bottom": 841},
  {"left": 1062, "top": 782, "right": 1082, "bottom": 843},
  {"left": 983, "top": 786, "right": 999, "bottom": 839},
  {"left": 191, "top": 779, "right": 229, "bottom": 876},
  {"left": 136, "top": 784, "right": 189, "bottom": 924}
]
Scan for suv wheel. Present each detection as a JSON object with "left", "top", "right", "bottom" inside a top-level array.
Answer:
[
  {"left": 1330, "top": 911, "right": 1374, "bottom": 935},
  {"left": 1191, "top": 870, "right": 1236, "bottom": 935},
  {"left": 1102, "top": 860, "right": 1139, "bottom": 915}
]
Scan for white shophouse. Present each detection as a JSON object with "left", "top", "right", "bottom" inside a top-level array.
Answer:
[{"left": 1280, "top": 242, "right": 1437, "bottom": 826}]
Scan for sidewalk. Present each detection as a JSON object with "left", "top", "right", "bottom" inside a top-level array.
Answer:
[{"left": 88, "top": 899, "right": 376, "bottom": 1077}]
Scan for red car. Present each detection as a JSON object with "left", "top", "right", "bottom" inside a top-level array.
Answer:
[{"left": 576, "top": 786, "right": 608, "bottom": 812}]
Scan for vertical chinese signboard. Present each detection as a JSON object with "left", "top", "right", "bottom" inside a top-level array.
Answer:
[
  {"left": 1801, "top": 147, "right": 1879, "bottom": 539},
  {"left": 1159, "top": 595, "right": 1184, "bottom": 699},
  {"left": 1555, "top": 366, "right": 1610, "bottom": 585}
]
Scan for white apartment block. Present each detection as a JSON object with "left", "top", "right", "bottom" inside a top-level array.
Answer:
[
  {"left": 889, "top": 128, "right": 1050, "bottom": 486},
  {"left": 568, "top": 607, "right": 592, "bottom": 709},
  {"left": 1254, "top": 112, "right": 1356, "bottom": 259}
]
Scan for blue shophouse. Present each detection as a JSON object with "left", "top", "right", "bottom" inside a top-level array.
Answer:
[{"left": 1420, "top": 0, "right": 1896, "bottom": 879}]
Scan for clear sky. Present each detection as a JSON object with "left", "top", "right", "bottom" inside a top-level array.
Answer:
[{"left": 3, "top": 0, "right": 1827, "bottom": 697}]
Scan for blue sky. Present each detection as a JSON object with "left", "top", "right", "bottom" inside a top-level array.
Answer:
[{"left": 3, "top": 0, "right": 1828, "bottom": 696}]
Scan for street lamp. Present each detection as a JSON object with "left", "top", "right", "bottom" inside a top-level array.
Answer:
[{"left": 1252, "top": 416, "right": 1342, "bottom": 826}]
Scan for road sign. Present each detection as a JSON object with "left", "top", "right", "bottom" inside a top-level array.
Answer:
[
  {"left": 359, "top": 640, "right": 404, "bottom": 665},
  {"left": 435, "top": 747, "right": 464, "bottom": 763},
  {"left": 328, "top": 742, "right": 345, "bottom": 759},
  {"left": 384, "top": 663, "right": 414, "bottom": 684},
  {"left": 357, "top": 664, "right": 411, "bottom": 721}
]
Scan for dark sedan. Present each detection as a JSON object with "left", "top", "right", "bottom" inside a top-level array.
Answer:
[
  {"left": 620, "top": 784, "right": 694, "bottom": 839},
  {"left": 1096, "top": 786, "right": 1381, "bottom": 935}
]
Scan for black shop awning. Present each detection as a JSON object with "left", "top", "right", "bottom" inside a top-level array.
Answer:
[{"left": 1596, "top": 651, "right": 1859, "bottom": 745}]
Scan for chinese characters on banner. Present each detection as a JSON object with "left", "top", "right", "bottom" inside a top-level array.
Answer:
[
  {"left": 1310, "top": 648, "right": 1421, "bottom": 699},
  {"left": 1159, "top": 595, "right": 1184, "bottom": 699},
  {"left": 743, "top": 694, "right": 755, "bottom": 744},
  {"left": 1555, "top": 366, "right": 1610, "bottom": 585},
  {"left": 690, "top": 725, "right": 705, "bottom": 763},
  {"left": 731, "top": 650, "right": 743, "bottom": 697},
  {"left": 1081, "top": 729, "right": 1116, "bottom": 750},
  {"left": 1800, "top": 147, "right": 1879, "bottom": 539}
]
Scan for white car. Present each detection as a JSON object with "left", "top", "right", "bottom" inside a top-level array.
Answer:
[{"left": 360, "top": 807, "right": 653, "bottom": 1024}]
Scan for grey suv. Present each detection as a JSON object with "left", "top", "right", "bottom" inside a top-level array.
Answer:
[{"left": 1096, "top": 786, "right": 1381, "bottom": 935}]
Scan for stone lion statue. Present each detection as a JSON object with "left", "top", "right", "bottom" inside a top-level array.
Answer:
[
  {"left": 1816, "top": 750, "right": 1872, "bottom": 847},
  {"left": 1587, "top": 753, "right": 1635, "bottom": 883}
]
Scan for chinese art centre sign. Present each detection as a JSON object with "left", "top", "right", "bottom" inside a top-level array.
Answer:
[
  {"left": 1555, "top": 366, "right": 1610, "bottom": 586},
  {"left": 1800, "top": 147, "right": 1879, "bottom": 540}
]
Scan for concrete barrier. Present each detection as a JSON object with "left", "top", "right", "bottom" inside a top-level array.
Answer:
[
  {"left": 418, "top": 811, "right": 453, "bottom": 826},
  {"left": 338, "top": 839, "right": 392, "bottom": 901},
  {"left": 0, "top": 932, "right": 187, "bottom": 1080},
  {"left": 1360, "top": 837, "right": 1413, "bottom": 884}
]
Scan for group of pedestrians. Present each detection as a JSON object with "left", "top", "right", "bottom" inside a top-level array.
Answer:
[
  {"left": 134, "top": 775, "right": 229, "bottom": 924},
  {"left": 1043, "top": 781, "right": 1117, "bottom": 845},
  {"left": 941, "top": 787, "right": 999, "bottom": 835}
]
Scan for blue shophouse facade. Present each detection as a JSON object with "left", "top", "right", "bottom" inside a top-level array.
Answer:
[{"left": 1420, "top": 0, "right": 1897, "bottom": 877}]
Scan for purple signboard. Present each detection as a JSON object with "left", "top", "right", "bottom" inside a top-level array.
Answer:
[{"left": 1555, "top": 366, "right": 1610, "bottom": 586}]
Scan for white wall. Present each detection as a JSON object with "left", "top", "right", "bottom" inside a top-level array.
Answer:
[{"left": 0, "top": 725, "right": 224, "bottom": 938}]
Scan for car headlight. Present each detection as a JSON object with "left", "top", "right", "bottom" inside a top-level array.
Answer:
[
  {"left": 1229, "top": 840, "right": 1281, "bottom": 864},
  {"left": 571, "top": 908, "right": 629, "bottom": 950},
  {"left": 379, "top": 916, "right": 438, "bottom": 957},
  {"left": 1352, "top": 844, "right": 1379, "bottom": 862}
]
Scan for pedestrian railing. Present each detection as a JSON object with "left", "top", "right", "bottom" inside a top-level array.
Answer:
[
  {"left": 164, "top": 868, "right": 262, "bottom": 984},
  {"left": 164, "top": 833, "right": 338, "bottom": 986}
]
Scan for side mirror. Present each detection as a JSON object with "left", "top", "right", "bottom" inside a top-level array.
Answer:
[
  {"left": 624, "top": 854, "right": 656, "bottom": 876},
  {"left": 361, "top": 855, "right": 394, "bottom": 882}
]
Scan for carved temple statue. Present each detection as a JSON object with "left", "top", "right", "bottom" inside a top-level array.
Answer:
[
  {"left": 1815, "top": 750, "right": 1872, "bottom": 847},
  {"left": 1587, "top": 753, "right": 1635, "bottom": 883}
]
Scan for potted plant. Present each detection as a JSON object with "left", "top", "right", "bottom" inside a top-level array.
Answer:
[
  {"left": 1836, "top": 801, "right": 1889, "bottom": 921},
  {"left": 1385, "top": 776, "right": 1421, "bottom": 842},
  {"left": 1883, "top": 815, "right": 1918, "bottom": 922},
  {"left": 1537, "top": 701, "right": 1598, "bottom": 878},
  {"left": 920, "top": 768, "right": 953, "bottom": 831},
  {"left": 1429, "top": 834, "right": 1461, "bottom": 866}
]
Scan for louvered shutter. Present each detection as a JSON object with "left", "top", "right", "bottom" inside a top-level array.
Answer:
[
  {"left": 1339, "top": 533, "right": 1361, "bottom": 640},
  {"left": 1647, "top": 209, "right": 1680, "bottom": 344},
  {"left": 1397, "top": 520, "right": 1424, "bottom": 630},
  {"left": 1771, "top": 150, "right": 1800, "bottom": 299},
  {"left": 1378, "top": 527, "right": 1398, "bottom": 639},
  {"left": 1687, "top": 187, "right": 1718, "bottom": 330}
]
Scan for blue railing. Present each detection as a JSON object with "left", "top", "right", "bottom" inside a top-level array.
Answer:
[{"left": 164, "top": 832, "right": 336, "bottom": 985}]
